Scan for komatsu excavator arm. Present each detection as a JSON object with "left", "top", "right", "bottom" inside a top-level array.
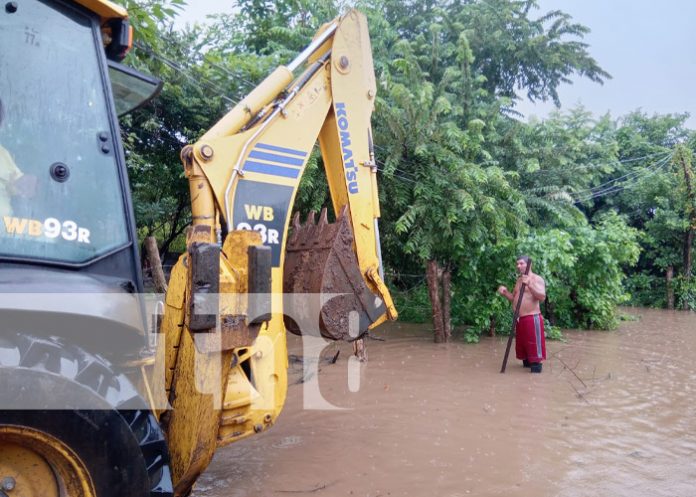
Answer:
[{"left": 158, "top": 10, "right": 397, "bottom": 496}]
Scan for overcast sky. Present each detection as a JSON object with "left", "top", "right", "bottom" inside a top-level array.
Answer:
[
  {"left": 174, "top": 0, "right": 696, "bottom": 128},
  {"left": 516, "top": 0, "right": 696, "bottom": 128}
]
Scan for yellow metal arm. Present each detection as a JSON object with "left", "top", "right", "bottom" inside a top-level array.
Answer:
[
  {"left": 192, "top": 10, "right": 394, "bottom": 317},
  {"left": 160, "top": 10, "right": 397, "bottom": 496}
]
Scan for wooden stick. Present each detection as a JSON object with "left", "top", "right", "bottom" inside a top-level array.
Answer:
[
  {"left": 557, "top": 355, "right": 587, "bottom": 388},
  {"left": 276, "top": 481, "right": 338, "bottom": 493},
  {"left": 500, "top": 259, "right": 532, "bottom": 373},
  {"left": 144, "top": 235, "right": 168, "bottom": 293}
]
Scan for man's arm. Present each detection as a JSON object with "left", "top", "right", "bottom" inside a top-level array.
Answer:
[
  {"left": 497, "top": 285, "right": 514, "bottom": 303},
  {"left": 0, "top": 145, "right": 22, "bottom": 194},
  {"left": 522, "top": 275, "right": 546, "bottom": 301},
  {"left": 0, "top": 146, "right": 36, "bottom": 198}
]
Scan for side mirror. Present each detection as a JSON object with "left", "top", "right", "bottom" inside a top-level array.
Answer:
[{"left": 108, "top": 60, "right": 163, "bottom": 117}]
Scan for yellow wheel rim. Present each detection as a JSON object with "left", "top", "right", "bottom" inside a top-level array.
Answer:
[{"left": 0, "top": 425, "right": 96, "bottom": 497}]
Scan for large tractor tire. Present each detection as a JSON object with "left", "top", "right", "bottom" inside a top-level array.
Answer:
[{"left": 0, "top": 333, "right": 173, "bottom": 497}]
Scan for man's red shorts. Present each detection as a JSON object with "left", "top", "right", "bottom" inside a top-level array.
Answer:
[{"left": 515, "top": 314, "right": 546, "bottom": 363}]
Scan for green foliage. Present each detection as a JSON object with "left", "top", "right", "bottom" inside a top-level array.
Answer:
[
  {"left": 389, "top": 282, "right": 431, "bottom": 324},
  {"left": 448, "top": 242, "right": 516, "bottom": 340},
  {"left": 605, "top": 117, "right": 696, "bottom": 308},
  {"left": 293, "top": 152, "right": 330, "bottom": 216},
  {"left": 118, "top": 0, "right": 187, "bottom": 47},
  {"left": 449, "top": 212, "right": 639, "bottom": 342},
  {"left": 674, "top": 276, "right": 696, "bottom": 311},
  {"left": 369, "top": 0, "right": 610, "bottom": 106},
  {"left": 356, "top": 0, "right": 624, "bottom": 339},
  {"left": 114, "top": 0, "right": 692, "bottom": 341},
  {"left": 369, "top": 0, "right": 530, "bottom": 291},
  {"left": 502, "top": 108, "right": 619, "bottom": 226},
  {"left": 120, "top": 24, "right": 230, "bottom": 252},
  {"left": 545, "top": 321, "right": 564, "bottom": 341},
  {"left": 625, "top": 272, "right": 666, "bottom": 308},
  {"left": 519, "top": 212, "right": 641, "bottom": 329}
]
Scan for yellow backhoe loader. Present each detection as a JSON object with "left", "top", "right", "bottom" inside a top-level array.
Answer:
[{"left": 0, "top": 1, "right": 396, "bottom": 496}]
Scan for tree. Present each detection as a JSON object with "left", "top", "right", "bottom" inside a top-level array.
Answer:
[
  {"left": 373, "top": 0, "right": 610, "bottom": 106},
  {"left": 495, "top": 107, "right": 619, "bottom": 228},
  {"left": 117, "top": 0, "right": 663, "bottom": 332},
  {"left": 673, "top": 145, "right": 696, "bottom": 280},
  {"left": 518, "top": 213, "right": 640, "bottom": 329},
  {"left": 363, "top": 0, "right": 611, "bottom": 340},
  {"left": 367, "top": 10, "right": 527, "bottom": 342},
  {"left": 599, "top": 113, "right": 694, "bottom": 310},
  {"left": 119, "top": 1, "right": 258, "bottom": 258},
  {"left": 122, "top": 26, "right": 229, "bottom": 257}
]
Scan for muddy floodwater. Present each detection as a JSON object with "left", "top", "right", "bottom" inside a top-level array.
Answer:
[{"left": 192, "top": 308, "right": 696, "bottom": 497}]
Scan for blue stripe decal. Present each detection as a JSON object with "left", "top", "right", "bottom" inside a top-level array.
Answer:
[
  {"left": 255, "top": 143, "right": 307, "bottom": 157},
  {"left": 249, "top": 150, "right": 304, "bottom": 166},
  {"left": 243, "top": 160, "right": 300, "bottom": 179}
]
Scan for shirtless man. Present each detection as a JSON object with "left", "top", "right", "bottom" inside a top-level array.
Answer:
[{"left": 497, "top": 255, "right": 547, "bottom": 373}]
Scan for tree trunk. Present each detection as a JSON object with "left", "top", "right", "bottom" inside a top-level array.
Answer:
[
  {"left": 488, "top": 315, "right": 496, "bottom": 337},
  {"left": 684, "top": 229, "right": 694, "bottom": 279},
  {"left": 426, "top": 260, "right": 445, "bottom": 343},
  {"left": 684, "top": 229, "right": 694, "bottom": 310},
  {"left": 570, "top": 288, "right": 585, "bottom": 327},
  {"left": 159, "top": 201, "right": 188, "bottom": 257},
  {"left": 666, "top": 266, "right": 675, "bottom": 310},
  {"left": 442, "top": 268, "right": 452, "bottom": 341},
  {"left": 145, "top": 236, "right": 168, "bottom": 293}
]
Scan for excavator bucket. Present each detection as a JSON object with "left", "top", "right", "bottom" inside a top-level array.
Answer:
[{"left": 283, "top": 207, "right": 386, "bottom": 340}]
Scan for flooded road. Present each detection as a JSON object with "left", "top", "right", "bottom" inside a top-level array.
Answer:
[{"left": 192, "top": 308, "right": 696, "bottom": 497}]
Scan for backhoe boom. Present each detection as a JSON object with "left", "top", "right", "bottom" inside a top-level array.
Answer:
[{"left": 160, "top": 10, "right": 397, "bottom": 495}]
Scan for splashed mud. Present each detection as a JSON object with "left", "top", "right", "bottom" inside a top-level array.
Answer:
[{"left": 192, "top": 308, "right": 696, "bottom": 497}]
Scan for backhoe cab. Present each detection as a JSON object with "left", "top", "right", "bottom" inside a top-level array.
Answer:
[{"left": 0, "top": 1, "right": 396, "bottom": 496}]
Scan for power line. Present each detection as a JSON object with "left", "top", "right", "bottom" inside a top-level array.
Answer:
[
  {"left": 373, "top": 142, "right": 675, "bottom": 196},
  {"left": 381, "top": 145, "right": 669, "bottom": 193},
  {"left": 573, "top": 154, "right": 673, "bottom": 204},
  {"left": 127, "top": 124, "right": 423, "bottom": 189},
  {"left": 122, "top": 125, "right": 189, "bottom": 151},
  {"left": 376, "top": 164, "right": 420, "bottom": 182},
  {"left": 131, "top": 37, "right": 679, "bottom": 203},
  {"left": 133, "top": 42, "right": 239, "bottom": 105},
  {"left": 571, "top": 153, "right": 672, "bottom": 197},
  {"left": 201, "top": 55, "right": 258, "bottom": 92},
  {"left": 618, "top": 151, "right": 672, "bottom": 164},
  {"left": 529, "top": 150, "right": 671, "bottom": 176},
  {"left": 575, "top": 153, "right": 672, "bottom": 201},
  {"left": 571, "top": 154, "right": 670, "bottom": 196},
  {"left": 573, "top": 159, "right": 670, "bottom": 204},
  {"left": 374, "top": 143, "right": 431, "bottom": 179},
  {"left": 155, "top": 30, "right": 261, "bottom": 91},
  {"left": 375, "top": 161, "right": 419, "bottom": 185}
]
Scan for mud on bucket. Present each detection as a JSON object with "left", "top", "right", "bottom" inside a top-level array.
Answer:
[{"left": 283, "top": 206, "right": 386, "bottom": 340}]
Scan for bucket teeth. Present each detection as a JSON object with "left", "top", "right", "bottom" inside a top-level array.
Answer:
[
  {"left": 283, "top": 205, "right": 387, "bottom": 340},
  {"left": 306, "top": 210, "right": 316, "bottom": 225},
  {"left": 292, "top": 211, "right": 301, "bottom": 230},
  {"left": 318, "top": 207, "right": 328, "bottom": 227},
  {"left": 304, "top": 211, "right": 318, "bottom": 246},
  {"left": 286, "top": 206, "right": 341, "bottom": 249},
  {"left": 289, "top": 212, "right": 302, "bottom": 245}
]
